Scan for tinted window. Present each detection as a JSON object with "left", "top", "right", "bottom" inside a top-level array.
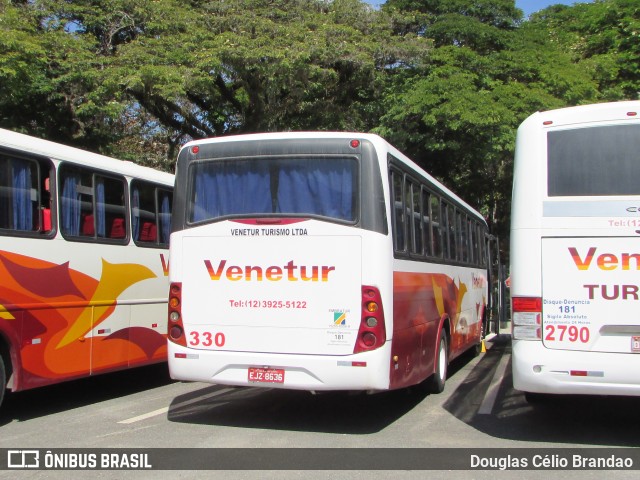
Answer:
[
  {"left": 422, "top": 189, "right": 432, "bottom": 257},
  {"left": 392, "top": 169, "right": 405, "bottom": 252},
  {"left": 59, "top": 165, "right": 126, "bottom": 242},
  {"left": 131, "top": 180, "right": 173, "bottom": 247},
  {"left": 190, "top": 157, "right": 357, "bottom": 223},
  {"left": 430, "top": 195, "right": 443, "bottom": 258},
  {"left": 0, "top": 154, "right": 52, "bottom": 235},
  {"left": 447, "top": 204, "right": 457, "bottom": 261},
  {"left": 409, "top": 181, "right": 422, "bottom": 255},
  {"left": 548, "top": 124, "right": 640, "bottom": 196}
]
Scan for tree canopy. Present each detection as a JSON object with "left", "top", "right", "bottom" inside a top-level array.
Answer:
[{"left": 1, "top": 0, "right": 638, "bottom": 252}]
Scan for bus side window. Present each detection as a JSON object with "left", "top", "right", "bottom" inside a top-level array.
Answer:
[
  {"left": 157, "top": 189, "right": 172, "bottom": 245},
  {"left": 95, "top": 175, "right": 126, "bottom": 239},
  {"left": 448, "top": 204, "right": 457, "bottom": 261},
  {"left": 440, "top": 200, "right": 450, "bottom": 260},
  {"left": 0, "top": 154, "right": 52, "bottom": 235},
  {"left": 422, "top": 189, "right": 432, "bottom": 257},
  {"left": 458, "top": 211, "right": 468, "bottom": 264},
  {"left": 469, "top": 219, "right": 477, "bottom": 265},
  {"left": 430, "top": 195, "right": 442, "bottom": 258},
  {"left": 131, "top": 180, "right": 172, "bottom": 247},
  {"left": 59, "top": 165, "right": 127, "bottom": 243},
  {"left": 391, "top": 169, "right": 406, "bottom": 253},
  {"left": 410, "top": 182, "right": 423, "bottom": 256}
]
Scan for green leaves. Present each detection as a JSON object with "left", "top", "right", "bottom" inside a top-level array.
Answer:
[
  {"left": 0, "top": 0, "right": 637, "bottom": 245},
  {"left": 530, "top": 0, "right": 640, "bottom": 100},
  {"left": 375, "top": 1, "right": 605, "bottom": 243}
]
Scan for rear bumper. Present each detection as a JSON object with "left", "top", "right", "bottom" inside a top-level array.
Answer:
[
  {"left": 168, "top": 342, "right": 392, "bottom": 392},
  {"left": 512, "top": 340, "right": 640, "bottom": 396}
]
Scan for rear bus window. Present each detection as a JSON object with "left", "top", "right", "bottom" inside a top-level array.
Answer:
[
  {"left": 548, "top": 124, "right": 640, "bottom": 196},
  {"left": 189, "top": 157, "right": 358, "bottom": 224}
]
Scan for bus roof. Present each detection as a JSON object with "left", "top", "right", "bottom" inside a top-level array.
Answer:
[
  {"left": 522, "top": 100, "right": 640, "bottom": 130},
  {"left": 0, "top": 127, "right": 174, "bottom": 186}
]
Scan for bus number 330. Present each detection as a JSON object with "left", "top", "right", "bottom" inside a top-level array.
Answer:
[{"left": 189, "top": 331, "right": 226, "bottom": 347}]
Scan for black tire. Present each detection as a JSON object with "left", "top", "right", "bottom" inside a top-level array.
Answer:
[
  {"left": 427, "top": 333, "right": 448, "bottom": 393},
  {"left": 0, "top": 354, "right": 6, "bottom": 410}
]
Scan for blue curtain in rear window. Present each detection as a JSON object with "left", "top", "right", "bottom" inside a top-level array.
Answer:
[
  {"left": 277, "top": 159, "right": 354, "bottom": 220},
  {"left": 192, "top": 162, "right": 271, "bottom": 221}
]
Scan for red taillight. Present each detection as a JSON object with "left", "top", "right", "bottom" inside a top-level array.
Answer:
[
  {"left": 512, "top": 296, "right": 542, "bottom": 341},
  {"left": 354, "top": 286, "right": 386, "bottom": 354},
  {"left": 512, "top": 296, "right": 542, "bottom": 312},
  {"left": 170, "top": 325, "right": 183, "bottom": 339},
  {"left": 168, "top": 282, "right": 186, "bottom": 346},
  {"left": 362, "top": 332, "right": 377, "bottom": 347}
]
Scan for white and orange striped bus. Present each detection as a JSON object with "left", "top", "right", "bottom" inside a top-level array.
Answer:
[
  {"left": 168, "top": 132, "right": 491, "bottom": 393},
  {"left": 0, "top": 128, "right": 174, "bottom": 409}
]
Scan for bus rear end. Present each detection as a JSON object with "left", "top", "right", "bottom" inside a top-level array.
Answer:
[
  {"left": 511, "top": 101, "right": 640, "bottom": 397},
  {"left": 167, "top": 133, "right": 393, "bottom": 391}
]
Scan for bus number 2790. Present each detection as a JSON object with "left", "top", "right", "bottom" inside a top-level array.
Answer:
[{"left": 544, "top": 325, "right": 590, "bottom": 343}]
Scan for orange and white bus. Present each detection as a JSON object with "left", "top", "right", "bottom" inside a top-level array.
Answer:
[
  {"left": 168, "top": 132, "right": 492, "bottom": 393},
  {"left": 510, "top": 101, "right": 640, "bottom": 400},
  {"left": 0, "top": 128, "right": 174, "bottom": 409}
]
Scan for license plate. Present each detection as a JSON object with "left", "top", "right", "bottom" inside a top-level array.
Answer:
[
  {"left": 248, "top": 367, "right": 285, "bottom": 383},
  {"left": 632, "top": 336, "right": 640, "bottom": 353}
]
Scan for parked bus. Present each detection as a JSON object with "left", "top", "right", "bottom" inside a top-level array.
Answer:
[
  {"left": 510, "top": 101, "right": 640, "bottom": 400},
  {"left": 167, "top": 132, "right": 493, "bottom": 393},
  {"left": 0, "top": 128, "right": 174, "bottom": 409}
]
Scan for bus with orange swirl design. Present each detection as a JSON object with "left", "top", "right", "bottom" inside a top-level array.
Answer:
[
  {"left": 0, "top": 128, "right": 173, "bottom": 409},
  {"left": 510, "top": 101, "right": 640, "bottom": 401},
  {"left": 168, "top": 132, "right": 494, "bottom": 393}
]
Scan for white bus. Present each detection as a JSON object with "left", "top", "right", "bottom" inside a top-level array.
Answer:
[
  {"left": 168, "top": 132, "right": 491, "bottom": 393},
  {"left": 510, "top": 100, "right": 640, "bottom": 400},
  {"left": 0, "top": 127, "right": 174, "bottom": 409}
]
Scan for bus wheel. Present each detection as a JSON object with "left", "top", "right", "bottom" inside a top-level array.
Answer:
[
  {"left": 427, "top": 333, "right": 448, "bottom": 393},
  {"left": 0, "top": 354, "right": 6, "bottom": 410}
]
